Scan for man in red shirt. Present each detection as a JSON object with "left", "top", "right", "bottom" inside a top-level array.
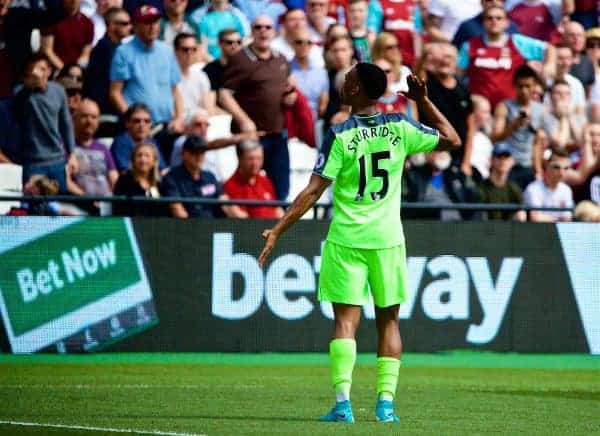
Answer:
[
  {"left": 224, "top": 140, "right": 284, "bottom": 219},
  {"left": 457, "top": 5, "right": 555, "bottom": 109},
  {"left": 41, "top": 0, "right": 94, "bottom": 71}
]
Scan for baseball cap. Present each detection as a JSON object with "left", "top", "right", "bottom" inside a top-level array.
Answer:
[
  {"left": 182, "top": 134, "right": 208, "bottom": 153},
  {"left": 492, "top": 143, "right": 512, "bottom": 157},
  {"left": 133, "top": 5, "right": 161, "bottom": 24}
]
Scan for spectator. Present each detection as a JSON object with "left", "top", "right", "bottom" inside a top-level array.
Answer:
[
  {"left": 271, "top": 8, "right": 325, "bottom": 68},
  {"left": 458, "top": 6, "right": 555, "bottom": 110},
  {"left": 41, "top": 0, "right": 94, "bottom": 70},
  {"left": 160, "top": 133, "right": 245, "bottom": 217},
  {"left": 109, "top": 4, "right": 184, "bottom": 132},
  {"left": 585, "top": 27, "right": 600, "bottom": 78},
  {"left": 548, "top": 44, "right": 586, "bottom": 117},
  {"left": 452, "top": 0, "right": 519, "bottom": 49},
  {"left": 87, "top": 0, "right": 124, "bottom": 46},
  {"left": 113, "top": 142, "right": 164, "bottom": 215},
  {"left": 570, "top": 1, "right": 598, "bottom": 30},
  {"left": 290, "top": 27, "right": 329, "bottom": 124},
  {"left": 235, "top": 0, "right": 286, "bottom": 24},
  {"left": 506, "top": 0, "right": 570, "bottom": 42},
  {"left": 14, "top": 53, "right": 75, "bottom": 193},
  {"left": 219, "top": 15, "right": 292, "bottom": 200},
  {"left": 402, "top": 150, "right": 482, "bottom": 220},
  {"left": 491, "top": 65, "right": 551, "bottom": 190},
  {"left": 111, "top": 103, "right": 166, "bottom": 171},
  {"left": 203, "top": 29, "right": 242, "bottom": 95},
  {"left": 322, "top": 35, "right": 353, "bottom": 131},
  {"left": 568, "top": 122, "right": 600, "bottom": 203},
  {"left": 160, "top": 0, "right": 196, "bottom": 47},
  {"left": 470, "top": 94, "right": 494, "bottom": 179},
  {"left": 418, "top": 42, "right": 473, "bottom": 174},
  {"left": 223, "top": 140, "right": 284, "bottom": 218},
  {"left": 19, "top": 174, "right": 83, "bottom": 216},
  {"left": 373, "top": 58, "right": 412, "bottom": 116},
  {"left": 524, "top": 147, "right": 574, "bottom": 221},
  {"left": 0, "top": 97, "right": 20, "bottom": 163},
  {"left": 57, "top": 75, "right": 83, "bottom": 117},
  {"left": 371, "top": 32, "right": 412, "bottom": 96},
  {"left": 174, "top": 32, "right": 215, "bottom": 124},
  {"left": 189, "top": 0, "right": 249, "bottom": 59},
  {"left": 305, "top": 0, "right": 335, "bottom": 45},
  {"left": 68, "top": 99, "right": 118, "bottom": 197},
  {"left": 84, "top": 7, "right": 132, "bottom": 116},
  {"left": 169, "top": 108, "right": 261, "bottom": 166},
  {"left": 0, "top": 0, "right": 15, "bottom": 97},
  {"left": 573, "top": 200, "right": 600, "bottom": 221},
  {"left": 346, "top": 0, "right": 373, "bottom": 63},
  {"left": 563, "top": 21, "right": 595, "bottom": 89},
  {"left": 369, "top": 0, "right": 419, "bottom": 67},
  {"left": 477, "top": 142, "right": 526, "bottom": 221},
  {"left": 544, "top": 80, "right": 585, "bottom": 151},
  {"left": 426, "top": 0, "right": 481, "bottom": 42}
]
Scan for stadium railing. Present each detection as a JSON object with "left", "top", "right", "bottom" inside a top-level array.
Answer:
[{"left": 0, "top": 194, "right": 574, "bottom": 219}]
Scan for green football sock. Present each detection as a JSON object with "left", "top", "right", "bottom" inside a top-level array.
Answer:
[
  {"left": 376, "top": 357, "right": 401, "bottom": 400},
  {"left": 329, "top": 338, "right": 356, "bottom": 402}
]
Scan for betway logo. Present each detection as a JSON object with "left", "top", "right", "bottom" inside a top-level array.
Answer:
[{"left": 211, "top": 233, "right": 523, "bottom": 344}]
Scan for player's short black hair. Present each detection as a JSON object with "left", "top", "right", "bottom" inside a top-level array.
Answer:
[{"left": 355, "top": 62, "right": 387, "bottom": 100}]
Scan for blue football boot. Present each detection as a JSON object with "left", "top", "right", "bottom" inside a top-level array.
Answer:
[
  {"left": 318, "top": 400, "right": 355, "bottom": 423},
  {"left": 375, "top": 399, "right": 400, "bottom": 423}
]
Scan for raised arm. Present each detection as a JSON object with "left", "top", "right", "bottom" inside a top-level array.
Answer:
[
  {"left": 404, "top": 74, "right": 461, "bottom": 151},
  {"left": 258, "top": 173, "right": 331, "bottom": 267}
]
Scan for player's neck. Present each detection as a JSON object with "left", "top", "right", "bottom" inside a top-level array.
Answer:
[{"left": 351, "top": 103, "right": 378, "bottom": 116}]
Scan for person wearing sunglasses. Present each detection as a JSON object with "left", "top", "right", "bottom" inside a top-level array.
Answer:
[
  {"left": 84, "top": 7, "right": 131, "bottom": 116},
  {"left": 174, "top": 32, "right": 215, "bottom": 123},
  {"left": 203, "top": 28, "right": 243, "bottom": 92},
  {"left": 524, "top": 147, "right": 574, "bottom": 222},
  {"left": 189, "top": 0, "right": 249, "bottom": 59},
  {"left": 271, "top": 8, "right": 325, "bottom": 68},
  {"left": 220, "top": 15, "right": 292, "bottom": 200}
]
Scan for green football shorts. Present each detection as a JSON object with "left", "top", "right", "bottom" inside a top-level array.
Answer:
[{"left": 318, "top": 241, "right": 408, "bottom": 308}]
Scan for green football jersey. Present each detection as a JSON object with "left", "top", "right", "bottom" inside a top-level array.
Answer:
[{"left": 313, "top": 112, "right": 439, "bottom": 249}]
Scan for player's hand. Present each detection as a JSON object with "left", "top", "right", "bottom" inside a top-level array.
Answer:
[
  {"left": 402, "top": 74, "right": 428, "bottom": 102},
  {"left": 259, "top": 229, "right": 278, "bottom": 268}
]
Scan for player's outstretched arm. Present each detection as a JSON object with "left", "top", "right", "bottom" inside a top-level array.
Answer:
[
  {"left": 259, "top": 173, "right": 331, "bottom": 267},
  {"left": 403, "top": 75, "right": 461, "bottom": 151}
]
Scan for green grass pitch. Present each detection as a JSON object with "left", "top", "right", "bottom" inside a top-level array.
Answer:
[{"left": 0, "top": 352, "right": 598, "bottom": 435}]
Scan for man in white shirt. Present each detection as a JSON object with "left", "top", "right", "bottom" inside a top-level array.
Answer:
[
  {"left": 271, "top": 8, "right": 324, "bottom": 68},
  {"left": 524, "top": 147, "right": 574, "bottom": 221}
]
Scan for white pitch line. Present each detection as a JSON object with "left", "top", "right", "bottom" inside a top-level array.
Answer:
[
  {"left": 0, "top": 384, "right": 262, "bottom": 390},
  {"left": 0, "top": 420, "right": 205, "bottom": 436}
]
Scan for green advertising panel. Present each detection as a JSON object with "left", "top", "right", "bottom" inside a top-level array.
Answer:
[{"left": 0, "top": 217, "right": 157, "bottom": 353}]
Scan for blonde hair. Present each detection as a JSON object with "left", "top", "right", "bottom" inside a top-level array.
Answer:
[
  {"left": 574, "top": 200, "right": 600, "bottom": 222},
  {"left": 131, "top": 142, "right": 161, "bottom": 187},
  {"left": 371, "top": 32, "right": 401, "bottom": 82}
]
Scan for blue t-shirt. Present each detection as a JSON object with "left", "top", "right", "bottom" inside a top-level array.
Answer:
[
  {"left": 190, "top": 5, "right": 249, "bottom": 59},
  {"left": 160, "top": 164, "right": 224, "bottom": 218},
  {"left": 457, "top": 33, "right": 546, "bottom": 70},
  {"left": 111, "top": 133, "right": 165, "bottom": 172},
  {"left": 110, "top": 36, "right": 181, "bottom": 123}
]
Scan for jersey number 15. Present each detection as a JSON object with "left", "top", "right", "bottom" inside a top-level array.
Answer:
[{"left": 356, "top": 151, "right": 390, "bottom": 201}]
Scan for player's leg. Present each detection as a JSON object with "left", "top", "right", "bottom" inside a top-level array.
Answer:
[
  {"left": 317, "top": 242, "right": 370, "bottom": 423},
  {"left": 374, "top": 304, "right": 402, "bottom": 423},
  {"left": 367, "top": 244, "right": 408, "bottom": 423}
]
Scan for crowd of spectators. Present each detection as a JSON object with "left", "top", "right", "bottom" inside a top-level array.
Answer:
[{"left": 1, "top": 0, "right": 600, "bottom": 222}]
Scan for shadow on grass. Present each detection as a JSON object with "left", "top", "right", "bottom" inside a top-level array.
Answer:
[{"left": 458, "top": 388, "right": 600, "bottom": 401}]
